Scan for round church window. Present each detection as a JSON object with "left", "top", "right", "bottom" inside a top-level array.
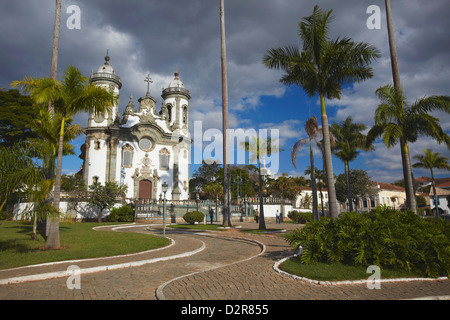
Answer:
[
  {"left": 139, "top": 137, "right": 153, "bottom": 151},
  {"left": 94, "top": 112, "right": 105, "bottom": 123}
]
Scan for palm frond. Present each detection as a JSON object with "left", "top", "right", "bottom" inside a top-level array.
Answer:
[{"left": 291, "top": 138, "right": 308, "bottom": 168}]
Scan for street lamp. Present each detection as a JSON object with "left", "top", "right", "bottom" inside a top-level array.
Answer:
[{"left": 162, "top": 181, "right": 168, "bottom": 238}]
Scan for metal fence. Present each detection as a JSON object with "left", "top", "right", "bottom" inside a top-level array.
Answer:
[{"left": 134, "top": 198, "right": 267, "bottom": 222}]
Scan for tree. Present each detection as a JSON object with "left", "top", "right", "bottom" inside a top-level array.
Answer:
[
  {"left": 189, "top": 160, "right": 222, "bottom": 199},
  {"left": 305, "top": 167, "right": 328, "bottom": 217},
  {"left": 263, "top": 5, "right": 380, "bottom": 218},
  {"left": 266, "top": 176, "right": 305, "bottom": 202},
  {"left": 29, "top": 109, "right": 83, "bottom": 181},
  {"left": 368, "top": 84, "right": 450, "bottom": 215},
  {"left": 0, "top": 142, "right": 43, "bottom": 214},
  {"left": 12, "top": 65, "right": 117, "bottom": 249},
  {"left": 220, "top": 0, "right": 231, "bottom": 227},
  {"left": 202, "top": 182, "right": 223, "bottom": 201},
  {"left": 0, "top": 89, "right": 38, "bottom": 146},
  {"left": 61, "top": 174, "right": 87, "bottom": 198},
  {"left": 330, "top": 117, "right": 374, "bottom": 212},
  {"left": 413, "top": 149, "right": 450, "bottom": 219},
  {"left": 291, "top": 116, "right": 321, "bottom": 220},
  {"left": 88, "top": 181, "right": 127, "bottom": 223},
  {"left": 241, "top": 135, "right": 281, "bottom": 230},
  {"left": 51, "top": 1, "right": 61, "bottom": 81},
  {"left": 335, "top": 169, "right": 376, "bottom": 212}
]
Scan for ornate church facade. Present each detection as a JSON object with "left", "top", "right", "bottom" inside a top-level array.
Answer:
[{"left": 80, "top": 53, "right": 191, "bottom": 201}]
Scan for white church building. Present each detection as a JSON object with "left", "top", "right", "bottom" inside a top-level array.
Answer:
[{"left": 80, "top": 53, "right": 191, "bottom": 201}]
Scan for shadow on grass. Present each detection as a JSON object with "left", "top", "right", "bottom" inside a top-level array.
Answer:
[{"left": 0, "top": 239, "right": 37, "bottom": 253}]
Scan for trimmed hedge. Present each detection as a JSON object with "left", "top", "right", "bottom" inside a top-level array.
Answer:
[
  {"left": 287, "top": 210, "right": 313, "bottom": 224},
  {"left": 183, "top": 211, "right": 205, "bottom": 225},
  {"left": 284, "top": 207, "right": 450, "bottom": 278},
  {"left": 106, "top": 205, "right": 134, "bottom": 222}
]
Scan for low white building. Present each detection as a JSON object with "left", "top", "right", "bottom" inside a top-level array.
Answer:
[
  {"left": 294, "top": 187, "right": 329, "bottom": 211},
  {"left": 429, "top": 187, "right": 450, "bottom": 214}
]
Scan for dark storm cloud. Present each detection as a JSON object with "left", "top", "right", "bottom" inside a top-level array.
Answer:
[{"left": 1, "top": 0, "right": 448, "bottom": 138}]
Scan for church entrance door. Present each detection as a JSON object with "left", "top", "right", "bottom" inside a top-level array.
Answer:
[{"left": 139, "top": 179, "right": 152, "bottom": 202}]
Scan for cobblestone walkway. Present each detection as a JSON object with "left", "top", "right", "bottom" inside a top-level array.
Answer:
[{"left": 0, "top": 222, "right": 449, "bottom": 301}]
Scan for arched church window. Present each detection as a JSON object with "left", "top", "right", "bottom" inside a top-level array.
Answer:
[
  {"left": 94, "top": 140, "right": 101, "bottom": 150},
  {"left": 159, "top": 148, "right": 170, "bottom": 171},
  {"left": 122, "top": 144, "right": 134, "bottom": 168},
  {"left": 93, "top": 176, "right": 99, "bottom": 184},
  {"left": 167, "top": 104, "right": 172, "bottom": 122}
]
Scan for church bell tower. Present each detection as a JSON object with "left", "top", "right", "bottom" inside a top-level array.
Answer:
[{"left": 88, "top": 51, "right": 122, "bottom": 127}]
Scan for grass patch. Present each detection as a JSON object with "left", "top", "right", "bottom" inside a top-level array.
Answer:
[
  {"left": 281, "top": 256, "right": 424, "bottom": 281},
  {"left": 0, "top": 221, "right": 170, "bottom": 270},
  {"left": 168, "top": 223, "right": 227, "bottom": 231},
  {"left": 241, "top": 228, "right": 285, "bottom": 234}
]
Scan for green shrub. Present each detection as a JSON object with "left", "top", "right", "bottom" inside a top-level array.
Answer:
[
  {"left": 284, "top": 206, "right": 450, "bottom": 278},
  {"left": 288, "top": 210, "right": 313, "bottom": 224},
  {"left": 183, "top": 211, "right": 204, "bottom": 225},
  {"left": 106, "top": 205, "right": 134, "bottom": 222}
]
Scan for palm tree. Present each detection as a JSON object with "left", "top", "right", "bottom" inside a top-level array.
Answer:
[
  {"left": 49, "top": 0, "right": 62, "bottom": 113},
  {"left": 368, "top": 84, "right": 450, "bottom": 215},
  {"left": 385, "top": 0, "right": 401, "bottom": 89},
  {"left": 292, "top": 116, "right": 321, "bottom": 220},
  {"left": 263, "top": 5, "right": 380, "bottom": 218},
  {"left": 30, "top": 109, "right": 83, "bottom": 181},
  {"left": 413, "top": 149, "right": 450, "bottom": 219},
  {"left": 384, "top": 0, "right": 418, "bottom": 215},
  {"left": 12, "top": 65, "right": 116, "bottom": 249},
  {"left": 220, "top": 0, "right": 231, "bottom": 227},
  {"left": 241, "top": 136, "right": 280, "bottom": 230},
  {"left": 330, "top": 117, "right": 374, "bottom": 212}
]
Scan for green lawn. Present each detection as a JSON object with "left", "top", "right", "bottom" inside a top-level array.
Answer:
[
  {"left": 0, "top": 221, "right": 170, "bottom": 270},
  {"left": 280, "top": 256, "right": 424, "bottom": 281}
]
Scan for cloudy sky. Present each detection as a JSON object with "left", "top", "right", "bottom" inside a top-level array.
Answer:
[{"left": 1, "top": 0, "right": 449, "bottom": 183}]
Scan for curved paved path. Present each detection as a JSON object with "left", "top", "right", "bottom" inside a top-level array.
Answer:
[
  {"left": 0, "top": 224, "right": 261, "bottom": 300},
  {"left": 0, "top": 222, "right": 449, "bottom": 300},
  {"left": 161, "top": 229, "right": 450, "bottom": 300}
]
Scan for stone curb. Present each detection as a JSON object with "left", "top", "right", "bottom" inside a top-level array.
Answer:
[{"left": 273, "top": 254, "right": 449, "bottom": 286}]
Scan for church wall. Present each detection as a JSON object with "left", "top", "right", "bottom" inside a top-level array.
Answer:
[
  {"left": 88, "top": 82, "right": 120, "bottom": 128},
  {"left": 87, "top": 138, "right": 108, "bottom": 186},
  {"left": 163, "top": 96, "right": 188, "bottom": 129},
  {"left": 115, "top": 140, "right": 177, "bottom": 200}
]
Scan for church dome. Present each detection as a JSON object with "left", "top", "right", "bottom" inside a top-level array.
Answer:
[
  {"left": 90, "top": 50, "right": 122, "bottom": 89},
  {"left": 97, "top": 52, "right": 115, "bottom": 74},
  {"left": 162, "top": 68, "right": 190, "bottom": 100},
  {"left": 168, "top": 69, "right": 184, "bottom": 88}
]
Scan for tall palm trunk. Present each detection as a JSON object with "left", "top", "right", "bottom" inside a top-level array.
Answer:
[
  {"left": 45, "top": 0, "right": 62, "bottom": 248},
  {"left": 320, "top": 95, "right": 338, "bottom": 218},
  {"left": 257, "top": 158, "right": 266, "bottom": 229},
  {"left": 46, "top": 117, "right": 64, "bottom": 249},
  {"left": 220, "top": 0, "right": 231, "bottom": 226},
  {"left": 401, "top": 139, "right": 418, "bottom": 214},
  {"left": 344, "top": 161, "right": 353, "bottom": 212},
  {"left": 309, "top": 139, "right": 319, "bottom": 221},
  {"left": 385, "top": 0, "right": 417, "bottom": 214},
  {"left": 49, "top": 0, "right": 61, "bottom": 113}
]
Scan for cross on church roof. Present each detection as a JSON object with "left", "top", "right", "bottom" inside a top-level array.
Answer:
[{"left": 144, "top": 74, "right": 153, "bottom": 95}]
